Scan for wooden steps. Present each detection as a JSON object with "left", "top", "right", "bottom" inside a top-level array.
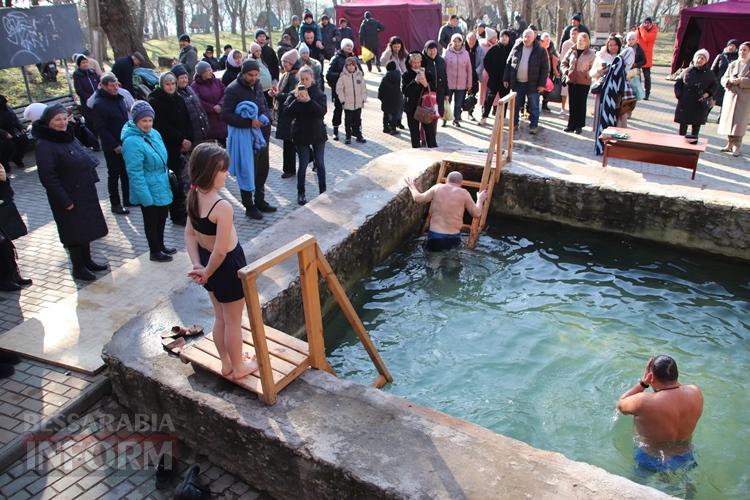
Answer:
[
  {"left": 179, "top": 235, "right": 392, "bottom": 405},
  {"left": 422, "top": 92, "right": 516, "bottom": 249}
]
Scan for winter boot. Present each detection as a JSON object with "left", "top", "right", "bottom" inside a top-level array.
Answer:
[
  {"left": 240, "top": 190, "right": 262, "bottom": 220},
  {"left": 333, "top": 127, "right": 339, "bottom": 141},
  {"left": 68, "top": 247, "right": 96, "bottom": 281},
  {"left": 82, "top": 244, "right": 108, "bottom": 272}
]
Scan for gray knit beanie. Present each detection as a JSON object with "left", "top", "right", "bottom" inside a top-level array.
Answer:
[{"left": 131, "top": 100, "right": 155, "bottom": 123}]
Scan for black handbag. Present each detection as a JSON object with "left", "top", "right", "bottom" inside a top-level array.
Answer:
[
  {"left": 0, "top": 198, "right": 27, "bottom": 241},
  {"left": 462, "top": 95, "right": 478, "bottom": 112},
  {"left": 547, "top": 77, "right": 563, "bottom": 103}
]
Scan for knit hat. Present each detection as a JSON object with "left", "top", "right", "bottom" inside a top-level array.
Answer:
[
  {"left": 179, "top": 34, "right": 190, "bottom": 42},
  {"left": 341, "top": 38, "right": 354, "bottom": 50},
  {"left": 40, "top": 103, "right": 66, "bottom": 125},
  {"left": 692, "top": 48, "right": 710, "bottom": 65},
  {"left": 250, "top": 42, "right": 262, "bottom": 53},
  {"left": 291, "top": 15, "right": 299, "bottom": 22},
  {"left": 281, "top": 49, "right": 300, "bottom": 65},
  {"left": 424, "top": 40, "right": 439, "bottom": 51},
  {"left": 486, "top": 28, "right": 498, "bottom": 40},
  {"left": 159, "top": 72, "right": 176, "bottom": 88},
  {"left": 304, "top": 10, "right": 313, "bottom": 20},
  {"left": 572, "top": 13, "right": 582, "bottom": 22},
  {"left": 131, "top": 100, "right": 155, "bottom": 123},
  {"left": 345, "top": 56, "right": 358, "bottom": 66},
  {"left": 206, "top": 45, "right": 214, "bottom": 52},
  {"left": 23, "top": 102, "right": 47, "bottom": 123},
  {"left": 255, "top": 29, "right": 267, "bottom": 39},
  {"left": 75, "top": 54, "right": 87, "bottom": 67},
  {"left": 728, "top": 39, "right": 740, "bottom": 48},
  {"left": 298, "top": 44, "right": 310, "bottom": 56},
  {"left": 170, "top": 64, "right": 188, "bottom": 78},
  {"left": 241, "top": 59, "right": 260, "bottom": 74},
  {"left": 101, "top": 72, "right": 118, "bottom": 85},
  {"left": 195, "top": 60, "right": 212, "bottom": 76},
  {"left": 450, "top": 33, "right": 463, "bottom": 43}
]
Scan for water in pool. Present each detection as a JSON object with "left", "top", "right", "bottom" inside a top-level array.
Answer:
[{"left": 325, "top": 218, "right": 750, "bottom": 499}]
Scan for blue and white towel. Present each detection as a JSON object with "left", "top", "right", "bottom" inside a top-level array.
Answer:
[{"left": 227, "top": 100, "right": 269, "bottom": 191}]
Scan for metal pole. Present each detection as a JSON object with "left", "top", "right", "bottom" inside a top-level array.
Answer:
[
  {"left": 21, "top": 67, "right": 33, "bottom": 104},
  {"left": 62, "top": 58, "right": 74, "bottom": 99}
]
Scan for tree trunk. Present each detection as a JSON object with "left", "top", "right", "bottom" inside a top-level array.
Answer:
[
  {"left": 239, "top": 0, "right": 248, "bottom": 52},
  {"left": 175, "top": 0, "right": 186, "bottom": 37},
  {"left": 266, "top": 0, "right": 273, "bottom": 32},
  {"left": 99, "top": 0, "right": 154, "bottom": 66},
  {"left": 289, "top": 0, "right": 304, "bottom": 19},
  {"left": 522, "top": 0, "right": 533, "bottom": 26},
  {"left": 4, "top": 0, "right": 12, "bottom": 8},
  {"left": 136, "top": 0, "right": 146, "bottom": 36},
  {"left": 212, "top": 0, "right": 221, "bottom": 52}
]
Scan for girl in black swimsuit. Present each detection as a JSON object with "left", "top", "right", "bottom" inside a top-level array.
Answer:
[{"left": 185, "top": 143, "right": 257, "bottom": 380}]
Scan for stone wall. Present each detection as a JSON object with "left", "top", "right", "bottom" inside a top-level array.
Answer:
[{"left": 490, "top": 169, "right": 750, "bottom": 261}]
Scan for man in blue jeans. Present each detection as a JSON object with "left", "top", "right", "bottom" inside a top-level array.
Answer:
[{"left": 503, "top": 28, "right": 549, "bottom": 134}]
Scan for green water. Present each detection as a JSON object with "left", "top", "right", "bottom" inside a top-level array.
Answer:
[{"left": 325, "top": 218, "right": 750, "bottom": 499}]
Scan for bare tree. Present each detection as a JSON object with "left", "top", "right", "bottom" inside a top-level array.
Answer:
[
  {"left": 212, "top": 0, "right": 221, "bottom": 51},
  {"left": 289, "top": 0, "right": 304, "bottom": 18},
  {"left": 175, "top": 0, "right": 186, "bottom": 36},
  {"left": 99, "top": 0, "right": 153, "bottom": 66}
]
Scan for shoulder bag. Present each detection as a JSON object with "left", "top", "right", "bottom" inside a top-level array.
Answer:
[{"left": 414, "top": 83, "right": 438, "bottom": 125}]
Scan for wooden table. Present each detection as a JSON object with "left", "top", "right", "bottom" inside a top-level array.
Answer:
[{"left": 600, "top": 127, "right": 708, "bottom": 180}]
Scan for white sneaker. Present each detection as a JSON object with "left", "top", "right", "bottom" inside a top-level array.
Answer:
[{"left": 479, "top": 117, "right": 487, "bottom": 126}]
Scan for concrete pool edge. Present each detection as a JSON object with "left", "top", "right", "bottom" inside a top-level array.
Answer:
[
  {"left": 104, "top": 149, "right": 672, "bottom": 499},
  {"left": 491, "top": 163, "right": 750, "bottom": 261}
]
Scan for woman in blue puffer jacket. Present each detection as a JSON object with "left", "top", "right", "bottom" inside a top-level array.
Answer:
[{"left": 121, "top": 100, "right": 174, "bottom": 263}]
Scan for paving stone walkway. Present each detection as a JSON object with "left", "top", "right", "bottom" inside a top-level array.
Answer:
[{"left": 0, "top": 65, "right": 747, "bottom": 497}]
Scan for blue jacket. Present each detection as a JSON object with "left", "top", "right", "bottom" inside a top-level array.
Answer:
[{"left": 121, "top": 121, "right": 173, "bottom": 207}]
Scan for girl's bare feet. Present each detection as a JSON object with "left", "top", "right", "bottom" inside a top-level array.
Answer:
[
  {"left": 220, "top": 357, "right": 233, "bottom": 377},
  {"left": 231, "top": 356, "right": 258, "bottom": 380}
]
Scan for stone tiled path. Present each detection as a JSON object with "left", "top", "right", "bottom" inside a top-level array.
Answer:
[
  {"left": 0, "top": 65, "right": 747, "bottom": 496},
  {"left": 0, "top": 397, "right": 267, "bottom": 499}
]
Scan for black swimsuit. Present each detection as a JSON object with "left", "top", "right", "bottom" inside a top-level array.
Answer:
[{"left": 195, "top": 199, "right": 247, "bottom": 303}]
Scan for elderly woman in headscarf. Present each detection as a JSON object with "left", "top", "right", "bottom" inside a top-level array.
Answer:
[
  {"left": 674, "top": 48, "right": 718, "bottom": 138},
  {"left": 718, "top": 41, "right": 750, "bottom": 156},
  {"left": 222, "top": 49, "right": 244, "bottom": 87}
]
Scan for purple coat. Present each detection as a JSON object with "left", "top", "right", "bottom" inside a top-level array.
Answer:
[{"left": 191, "top": 74, "right": 228, "bottom": 140}]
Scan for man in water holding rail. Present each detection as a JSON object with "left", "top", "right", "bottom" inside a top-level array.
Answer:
[
  {"left": 406, "top": 171, "right": 487, "bottom": 251},
  {"left": 616, "top": 355, "right": 703, "bottom": 472}
]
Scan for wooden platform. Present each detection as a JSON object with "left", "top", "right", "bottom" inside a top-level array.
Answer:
[{"left": 179, "top": 323, "right": 311, "bottom": 396}]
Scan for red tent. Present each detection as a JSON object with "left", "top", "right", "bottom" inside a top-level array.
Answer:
[
  {"left": 335, "top": 0, "right": 442, "bottom": 54},
  {"left": 671, "top": 0, "right": 750, "bottom": 73}
]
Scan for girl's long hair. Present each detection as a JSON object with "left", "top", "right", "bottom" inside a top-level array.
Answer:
[
  {"left": 186, "top": 142, "right": 230, "bottom": 228},
  {"left": 389, "top": 36, "right": 408, "bottom": 61}
]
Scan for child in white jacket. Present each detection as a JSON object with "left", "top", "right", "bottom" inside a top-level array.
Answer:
[{"left": 335, "top": 56, "right": 368, "bottom": 144}]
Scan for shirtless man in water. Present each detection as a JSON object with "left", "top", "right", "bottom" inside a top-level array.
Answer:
[
  {"left": 617, "top": 355, "right": 703, "bottom": 472},
  {"left": 406, "top": 172, "right": 487, "bottom": 251}
]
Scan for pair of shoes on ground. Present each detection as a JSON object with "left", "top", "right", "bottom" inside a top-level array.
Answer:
[
  {"left": 161, "top": 324, "right": 203, "bottom": 353},
  {"left": 281, "top": 172, "right": 295, "bottom": 179},
  {"left": 150, "top": 247, "right": 176, "bottom": 263},
  {"left": 344, "top": 136, "right": 367, "bottom": 145}
]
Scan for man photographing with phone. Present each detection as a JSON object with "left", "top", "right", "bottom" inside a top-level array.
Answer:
[{"left": 616, "top": 355, "right": 703, "bottom": 472}]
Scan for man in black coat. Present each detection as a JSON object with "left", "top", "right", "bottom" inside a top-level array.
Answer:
[
  {"left": 481, "top": 29, "right": 512, "bottom": 125},
  {"left": 320, "top": 15, "right": 340, "bottom": 61},
  {"left": 255, "top": 29, "right": 280, "bottom": 84},
  {"left": 0, "top": 94, "right": 29, "bottom": 171},
  {"left": 300, "top": 31, "right": 324, "bottom": 66},
  {"left": 202, "top": 45, "right": 221, "bottom": 71},
  {"left": 503, "top": 29, "right": 549, "bottom": 134},
  {"left": 422, "top": 40, "right": 449, "bottom": 120},
  {"left": 359, "top": 11, "right": 384, "bottom": 72},
  {"left": 438, "top": 15, "right": 462, "bottom": 50},
  {"left": 111, "top": 52, "right": 145, "bottom": 95},
  {"left": 221, "top": 60, "right": 276, "bottom": 219},
  {"left": 326, "top": 39, "right": 361, "bottom": 141},
  {"left": 559, "top": 13, "right": 590, "bottom": 47},
  {"left": 283, "top": 16, "right": 301, "bottom": 48},
  {"left": 218, "top": 44, "right": 232, "bottom": 70},
  {"left": 338, "top": 18, "right": 354, "bottom": 50},
  {"left": 91, "top": 73, "right": 130, "bottom": 214}
]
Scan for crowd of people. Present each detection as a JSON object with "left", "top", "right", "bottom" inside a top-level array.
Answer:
[{"left": 0, "top": 10, "right": 749, "bottom": 291}]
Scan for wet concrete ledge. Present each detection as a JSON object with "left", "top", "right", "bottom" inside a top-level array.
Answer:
[{"left": 105, "top": 149, "right": 670, "bottom": 499}]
